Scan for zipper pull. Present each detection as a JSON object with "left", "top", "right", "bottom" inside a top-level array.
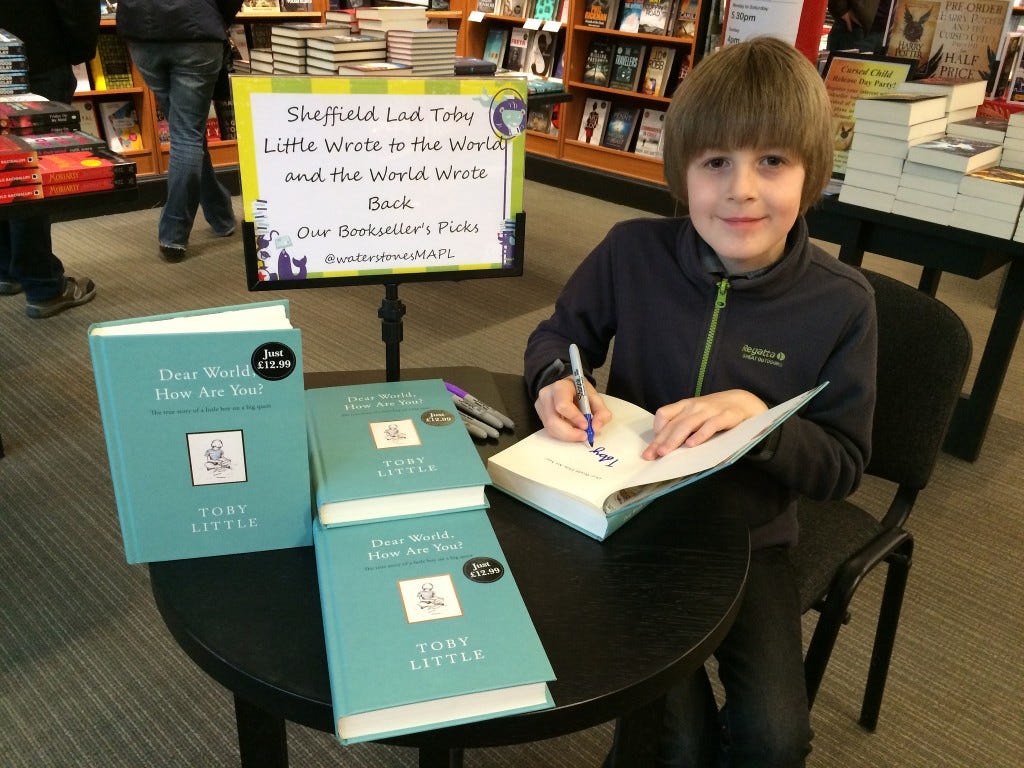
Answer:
[{"left": 716, "top": 277, "right": 729, "bottom": 308}]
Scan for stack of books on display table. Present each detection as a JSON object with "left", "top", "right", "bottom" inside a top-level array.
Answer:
[
  {"left": 353, "top": 6, "right": 429, "bottom": 38},
  {"left": 385, "top": 28, "right": 458, "bottom": 77},
  {"left": 269, "top": 21, "right": 349, "bottom": 74},
  {"left": 0, "top": 98, "right": 136, "bottom": 204},
  {"left": 0, "top": 28, "right": 29, "bottom": 97},
  {"left": 304, "top": 34, "right": 387, "bottom": 76},
  {"left": 834, "top": 80, "right": 1024, "bottom": 240},
  {"left": 305, "top": 379, "right": 555, "bottom": 745}
]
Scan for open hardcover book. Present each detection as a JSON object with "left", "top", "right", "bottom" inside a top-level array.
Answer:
[{"left": 487, "top": 383, "right": 827, "bottom": 540}]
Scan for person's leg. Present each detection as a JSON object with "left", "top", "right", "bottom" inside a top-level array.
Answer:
[
  {"left": 5, "top": 65, "right": 96, "bottom": 316},
  {"left": 656, "top": 665, "right": 723, "bottom": 767},
  {"left": 130, "top": 40, "right": 231, "bottom": 258},
  {"left": 716, "top": 546, "right": 812, "bottom": 768}
]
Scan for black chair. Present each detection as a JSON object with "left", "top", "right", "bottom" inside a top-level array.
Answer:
[{"left": 795, "top": 268, "right": 972, "bottom": 731}]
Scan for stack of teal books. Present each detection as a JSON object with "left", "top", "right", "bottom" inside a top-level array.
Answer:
[{"left": 306, "top": 379, "right": 556, "bottom": 744}]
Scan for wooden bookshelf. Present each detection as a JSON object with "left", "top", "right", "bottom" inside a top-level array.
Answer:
[{"left": 462, "top": 0, "right": 710, "bottom": 184}]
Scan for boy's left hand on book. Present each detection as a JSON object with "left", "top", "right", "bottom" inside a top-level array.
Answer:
[
  {"left": 535, "top": 376, "right": 612, "bottom": 443},
  {"left": 641, "top": 389, "right": 768, "bottom": 461}
]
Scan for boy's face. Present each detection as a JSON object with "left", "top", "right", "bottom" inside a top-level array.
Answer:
[{"left": 686, "top": 147, "right": 805, "bottom": 273}]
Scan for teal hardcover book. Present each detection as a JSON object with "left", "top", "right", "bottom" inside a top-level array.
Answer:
[
  {"left": 88, "top": 300, "right": 312, "bottom": 564},
  {"left": 312, "top": 510, "right": 555, "bottom": 744},
  {"left": 305, "top": 379, "right": 491, "bottom": 526}
]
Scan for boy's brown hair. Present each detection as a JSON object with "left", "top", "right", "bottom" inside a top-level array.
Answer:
[{"left": 662, "top": 37, "right": 833, "bottom": 215}]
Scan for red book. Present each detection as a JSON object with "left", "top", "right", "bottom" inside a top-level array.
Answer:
[
  {"left": 0, "top": 133, "right": 39, "bottom": 170},
  {"left": 0, "top": 166, "right": 42, "bottom": 188},
  {"left": 41, "top": 175, "right": 134, "bottom": 198},
  {"left": 0, "top": 183, "right": 43, "bottom": 204},
  {"left": 36, "top": 148, "right": 137, "bottom": 184}
]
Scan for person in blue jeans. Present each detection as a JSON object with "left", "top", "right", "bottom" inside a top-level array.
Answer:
[
  {"left": 0, "top": 1, "right": 100, "bottom": 318},
  {"left": 525, "top": 37, "right": 877, "bottom": 766},
  {"left": 116, "top": 0, "right": 240, "bottom": 263}
]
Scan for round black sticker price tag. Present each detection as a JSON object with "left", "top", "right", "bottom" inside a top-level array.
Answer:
[
  {"left": 251, "top": 342, "right": 297, "bottom": 382},
  {"left": 463, "top": 556, "right": 505, "bottom": 583}
]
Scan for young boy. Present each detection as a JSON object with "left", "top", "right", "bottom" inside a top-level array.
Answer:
[{"left": 524, "top": 37, "right": 877, "bottom": 766}]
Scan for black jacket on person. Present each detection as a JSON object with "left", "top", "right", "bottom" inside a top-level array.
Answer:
[
  {"left": 0, "top": 0, "right": 100, "bottom": 70},
  {"left": 524, "top": 216, "right": 878, "bottom": 550},
  {"left": 116, "top": 0, "right": 245, "bottom": 42}
]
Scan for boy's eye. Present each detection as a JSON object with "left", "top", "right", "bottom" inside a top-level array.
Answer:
[
  {"left": 761, "top": 154, "right": 788, "bottom": 167},
  {"left": 704, "top": 157, "right": 728, "bottom": 169}
]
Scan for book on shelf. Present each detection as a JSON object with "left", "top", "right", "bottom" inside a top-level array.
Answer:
[
  {"left": 531, "top": 0, "right": 559, "bottom": 20},
  {"left": 476, "top": 0, "right": 497, "bottom": 11},
  {"left": 214, "top": 99, "right": 236, "bottom": 140},
  {"left": 0, "top": 100, "right": 79, "bottom": 133},
  {"left": 482, "top": 27, "right": 510, "bottom": 68},
  {"left": 73, "top": 100, "right": 102, "bottom": 139},
  {"left": 906, "top": 136, "right": 1003, "bottom": 172},
  {"left": 0, "top": 53, "right": 28, "bottom": 74},
  {"left": 488, "top": 384, "right": 827, "bottom": 541},
  {"left": 616, "top": 0, "right": 644, "bottom": 32},
  {"left": 312, "top": 509, "right": 555, "bottom": 745},
  {"left": 506, "top": 27, "right": 532, "bottom": 72},
  {"left": 498, "top": 0, "right": 528, "bottom": 15},
  {"left": 18, "top": 130, "right": 107, "bottom": 156},
  {"left": 527, "top": 103, "right": 555, "bottom": 132},
  {"left": 36, "top": 147, "right": 136, "bottom": 185},
  {"left": 848, "top": 130, "right": 913, "bottom": 158},
  {"left": 637, "top": 0, "right": 672, "bottom": 34},
  {"left": 70, "top": 61, "right": 91, "bottom": 92},
  {"left": 577, "top": 97, "right": 610, "bottom": 144},
  {"left": 929, "top": 0, "right": 1012, "bottom": 83},
  {"left": 96, "top": 100, "right": 145, "bottom": 153},
  {"left": 90, "top": 32, "right": 134, "bottom": 90},
  {"left": 843, "top": 167, "right": 901, "bottom": 195},
  {"left": 608, "top": 42, "right": 646, "bottom": 92},
  {"left": 885, "top": 0, "right": 940, "bottom": 76},
  {"left": 895, "top": 77, "right": 986, "bottom": 113},
  {"left": 240, "top": 0, "right": 283, "bottom": 10},
  {"left": 852, "top": 93, "right": 948, "bottom": 125},
  {"left": 205, "top": 103, "right": 221, "bottom": 141},
  {"left": 671, "top": 0, "right": 699, "bottom": 36},
  {"left": 583, "top": 0, "right": 614, "bottom": 28},
  {"left": 305, "top": 379, "right": 492, "bottom": 527},
  {"left": 454, "top": 57, "right": 498, "bottom": 75},
  {"left": 634, "top": 107, "right": 666, "bottom": 158},
  {"left": 582, "top": 39, "right": 614, "bottom": 87},
  {"left": 337, "top": 60, "right": 415, "bottom": 76},
  {"left": 988, "top": 32, "right": 1023, "bottom": 100},
  {"left": 640, "top": 45, "right": 675, "bottom": 97},
  {"left": 601, "top": 104, "right": 641, "bottom": 151},
  {"left": 525, "top": 29, "right": 558, "bottom": 78},
  {"left": 946, "top": 116, "right": 1007, "bottom": 144},
  {"left": 306, "top": 47, "right": 385, "bottom": 65},
  {"left": 88, "top": 300, "right": 313, "bottom": 564}
]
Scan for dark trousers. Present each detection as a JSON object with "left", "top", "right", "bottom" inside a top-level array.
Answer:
[{"left": 0, "top": 66, "right": 77, "bottom": 301}]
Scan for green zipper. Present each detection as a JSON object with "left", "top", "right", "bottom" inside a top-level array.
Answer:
[{"left": 694, "top": 278, "right": 730, "bottom": 397}]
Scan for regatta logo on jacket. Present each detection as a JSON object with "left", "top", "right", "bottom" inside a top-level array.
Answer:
[{"left": 741, "top": 344, "right": 786, "bottom": 367}]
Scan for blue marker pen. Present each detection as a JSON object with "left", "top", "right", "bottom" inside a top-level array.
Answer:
[{"left": 569, "top": 343, "right": 594, "bottom": 447}]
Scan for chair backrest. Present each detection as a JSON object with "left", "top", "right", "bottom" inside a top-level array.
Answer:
[{"left": 861, "top": 269, "right": 972, "bottom": 491}]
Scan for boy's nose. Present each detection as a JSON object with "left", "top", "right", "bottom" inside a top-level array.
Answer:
[{"left": 727, "top": 165, "right": 758, "bottom": 200}]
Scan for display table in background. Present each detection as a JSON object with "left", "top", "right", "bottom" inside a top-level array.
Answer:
[
  {"left": 149, "top": 366, "right": 750, "bottom": 768},
  {"left": 806, "top": 195, "right": 1023, "bottom": 462}
]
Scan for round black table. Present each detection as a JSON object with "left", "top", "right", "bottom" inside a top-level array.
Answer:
[{"left": 149, "top": 368, "right": 750, "bottom": 768}]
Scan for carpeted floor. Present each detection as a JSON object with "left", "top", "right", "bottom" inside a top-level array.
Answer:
[{"left": 0, "top": 181, "right": 1021, "bottom": 767}]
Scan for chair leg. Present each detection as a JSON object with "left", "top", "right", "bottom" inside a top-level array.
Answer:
[
  {"left": 859, "top": 536, "right": 914, "bottom": 731},
  {"left": 804, "top": 592, "right": 849, "bottom": 709}
]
